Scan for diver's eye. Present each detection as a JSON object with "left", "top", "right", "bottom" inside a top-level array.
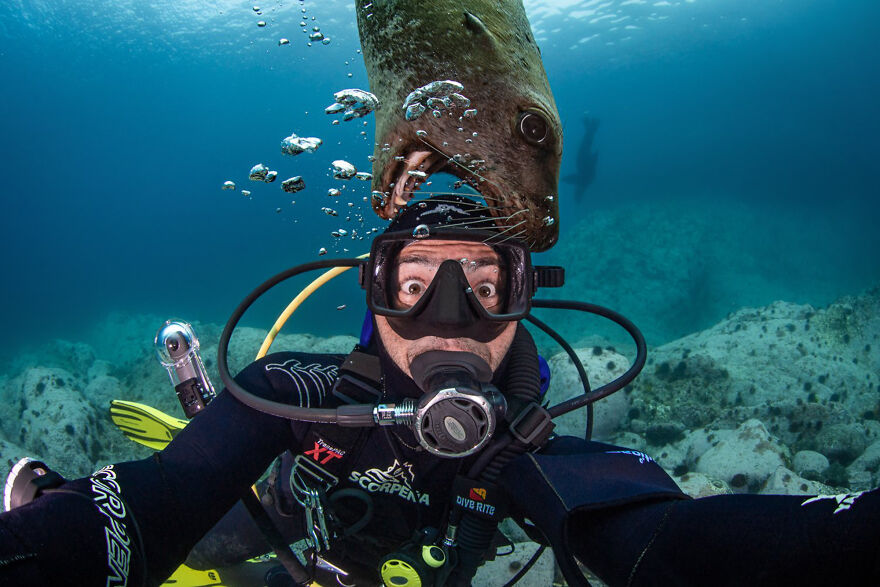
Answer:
[
  {"left": 476, "top": 283, "right": 497, "bottom": 298},
  {"left": 518, "top": 111, "right": 549, "bottom": 146},
  {"left": 401, "top": 280, "right": 424, "bottom": 297}
]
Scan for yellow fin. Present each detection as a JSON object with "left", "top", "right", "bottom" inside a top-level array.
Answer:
[{"left": 109, "top": 400, "right": 189, "bottom": 451}]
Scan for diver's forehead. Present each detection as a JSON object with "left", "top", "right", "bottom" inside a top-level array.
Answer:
[{"left": 399, "top": 239, "right": 498, "bottom": 261}]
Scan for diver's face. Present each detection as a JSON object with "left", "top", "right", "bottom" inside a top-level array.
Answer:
[{"left": 374, "top": 239, "right": 518, "bottom": 379}]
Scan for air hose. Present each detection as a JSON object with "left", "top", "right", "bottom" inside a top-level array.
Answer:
[{"left": 448, "top": 324, "right": 545, "bottom": 586}]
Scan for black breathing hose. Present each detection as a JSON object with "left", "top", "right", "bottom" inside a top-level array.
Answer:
[
  {"left": 216, "top": 258, "right": 372, "bottom": 424},
  {"left": 532, "top": 299, "right": 647, "bottom": 418},
  {"left": 525, "top": 313, "right": 595, "bottom": 439},
  {"left": 450, "top": 325, "right": 544, "bottom": 586}
]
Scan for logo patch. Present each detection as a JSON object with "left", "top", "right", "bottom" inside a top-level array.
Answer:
[
  {"left": 349, "top": 459, "right": 430, "bottom": 506},
  {"left": 90, "top": 465, "right": 131, "bottom": 587},
  {"left": 452, "top": 476, "right": 505, "bottom": 521},
  {"left": 606, "top": 450, "right": 655, "bottom": 464},
  {"left": 265, "top": 358, "right": 338, "bottom": 407},
  {"left": 801, "top": 491, "right": 867, "bottom": 514},
  {"left": 469, "top": 487, "right": 487, "bottom": 501},
  {"left": 304, "top": 438, "right": 346, "bottom": 464}
]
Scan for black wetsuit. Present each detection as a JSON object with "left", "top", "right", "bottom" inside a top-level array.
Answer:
[{"left": 2, "top": 337, "right": 880, "bottom": 586}]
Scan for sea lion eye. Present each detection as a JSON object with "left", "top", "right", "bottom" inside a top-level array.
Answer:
[{"left": 518, "top": 111, "right": 549, "bottom": 145}]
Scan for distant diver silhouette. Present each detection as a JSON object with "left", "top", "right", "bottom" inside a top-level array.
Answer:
[{"left": 562, "top": 114, "right": 599, "bottom": 199}]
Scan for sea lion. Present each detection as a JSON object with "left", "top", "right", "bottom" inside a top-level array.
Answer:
[{"left": 355, "top": 0, "right": 563, "bottom": 251}]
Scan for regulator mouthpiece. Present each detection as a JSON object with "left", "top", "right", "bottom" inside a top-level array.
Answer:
[
  {"left": 407, "top": 351, "right": 507, "bottom": 458},
  {"left": 155, "top": 319, "right": 216, "bottom": 418}
]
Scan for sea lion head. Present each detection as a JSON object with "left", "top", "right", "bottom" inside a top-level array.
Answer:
[{"left": 358, "top": 2, "right": 563, "bottom": 251}]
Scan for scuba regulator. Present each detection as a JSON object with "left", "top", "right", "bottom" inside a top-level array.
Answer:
[{"left": 406, "top": 351, "right": 506, "bottom": 458}]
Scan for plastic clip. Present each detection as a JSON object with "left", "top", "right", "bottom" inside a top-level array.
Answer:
[{"left": 509, "top": 402, "right": 555, "bottom": 448}]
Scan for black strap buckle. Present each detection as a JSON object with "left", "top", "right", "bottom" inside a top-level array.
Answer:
[
  {"left": 509, "top": 402, "right": 554, "bottom": 448},
  {"left": 534, "top": 266, "right": 565, "bottom": 288},
  {"left": 332, "top": 349, "right": 383, "bottom": 405}
]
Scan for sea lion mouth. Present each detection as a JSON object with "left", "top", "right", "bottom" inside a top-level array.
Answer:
[{"left": 378, "top": 142, "right": 507, "bottom": 224}]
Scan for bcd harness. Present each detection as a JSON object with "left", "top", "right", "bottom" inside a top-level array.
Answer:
[{"left": 260, "top": 344, "right": 556, "bottom": 585}]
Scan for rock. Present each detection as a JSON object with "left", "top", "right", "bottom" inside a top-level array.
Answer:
[
  {"left": 761, "top": 466, "right": 838, "bottom": 495},
  {"left": 622, "top": 288, "right": 880, "bottom": 471},
  {"left": 675, "top": 472, "right": 732, "bottom": 498},
  {"left": 847, "top": 440, "right": 880, "bottom": 491},
  {"left": 611, "top": 431, "right": 646, "bottom": 452},
  {"left": 87, "top": 360, "right": 114, "bottom": 380},
  {"left": 84, "top": 375, "right": 124, "bottom": 412},
  {"left": 645, "top": 421, "right": 686, "bottom": 447},
  {"left": 0, "top": 438, "right": 33, "bottom": 476},
  {"left": 546, "top": 347, "right": 630, "bottom": 440},
  {"left": 650, "top": 441, "right": 688, "bottom": 474},
  {"left": 814, "top": 423, "right": 868, "bottom": 466},
  {"left": 14, "top": 367, "right": 103, "bottom": 477},
  {"left": 694, "top": 419, "right": 789, "bottom": 492},
  {"left": 472, "top": 541, "right": 555, "bottom": 586},
  {"left": 792, "top": 450, "right": 829, "bottom": 480}
]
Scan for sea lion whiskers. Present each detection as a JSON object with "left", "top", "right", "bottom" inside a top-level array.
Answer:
[
  {"left": 414, "top": 136, "right": 507, "bottom": 196},
  {"left": 483, "top": 216, "right": 529, "bottom": 243},
  {"left": 489, "top": 229, "right": 529, "bottom": 245}
]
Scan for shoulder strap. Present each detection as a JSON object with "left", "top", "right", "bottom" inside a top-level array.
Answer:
[{"left": 289, "top": 346, "right": 383, "bottom": 490}]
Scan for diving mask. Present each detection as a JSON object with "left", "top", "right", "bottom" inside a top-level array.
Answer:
[{"left": 362, "top": 228, "right": 539, "bottom": 342}]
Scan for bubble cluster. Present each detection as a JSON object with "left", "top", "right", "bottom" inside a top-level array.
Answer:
[
  {"left": 280, "top": 133, "right": 322, "bottom": 155},
  {"left": 355, "top": 171, "right": 372, "bottom": 181},
  {"left": 322, "top": 207, "right": 338, "bottom": 216},
  {"left": 325, "top": 89, "right": 379, "bottom": 121},
  {"left": 331, "top": 160, "right": 357, "bottom": 180},
  {"left": 249, "top": 164, "right": 268, "bottom": 181},
  {"left": 281, "top": 176, "right": 305, "bottom": 193},
  {"left": 402, "top": 80, "right": 470, "bottom": 121}
]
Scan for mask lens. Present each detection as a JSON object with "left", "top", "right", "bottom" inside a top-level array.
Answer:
[
  {"left": 368, "top": 232, "right": 531, "bottom": 320},
  {"left": 392, "top": 246, "right": 506, "bottom": 312}
]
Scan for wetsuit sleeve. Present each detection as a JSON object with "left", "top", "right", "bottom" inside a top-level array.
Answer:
[
  {"left": 569, "top": 488, "right": 880, "bottom": 586},
  {"left": 0, "top": 353, "right": 304, "bottom": 586},
  {"left": 502, "top": 436, "right": 880, "bottom": 586}
]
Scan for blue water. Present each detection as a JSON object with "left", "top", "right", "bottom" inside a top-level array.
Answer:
[{"left": 1, "top": 0, "right": 878, "bottom": 363}]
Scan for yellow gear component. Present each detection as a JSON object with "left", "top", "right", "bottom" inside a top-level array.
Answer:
[
  {"left": 380, "top": 559, "right": 422, "bottom": 587},
  {"left": 161, "top": 564, "right": 225, "bottom": 586},
  {"left": 257, "top": 253, "right": 370, "bottom": 359},
  {"left": 422, "top": 544, "right": 446, "bottom": 568}
]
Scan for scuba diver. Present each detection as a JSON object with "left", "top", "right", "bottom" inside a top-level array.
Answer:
[{"left": 2, "top": 195, "right": 880, "bottom": 587}]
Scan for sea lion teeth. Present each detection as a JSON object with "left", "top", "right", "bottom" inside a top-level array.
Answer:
[{"left": 388, "top": 149, "right": 434, "bottom": 214}]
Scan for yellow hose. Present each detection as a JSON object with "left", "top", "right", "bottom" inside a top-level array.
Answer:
[{"left": 256, "top": 253, "right": 370, "bottom": 359}]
